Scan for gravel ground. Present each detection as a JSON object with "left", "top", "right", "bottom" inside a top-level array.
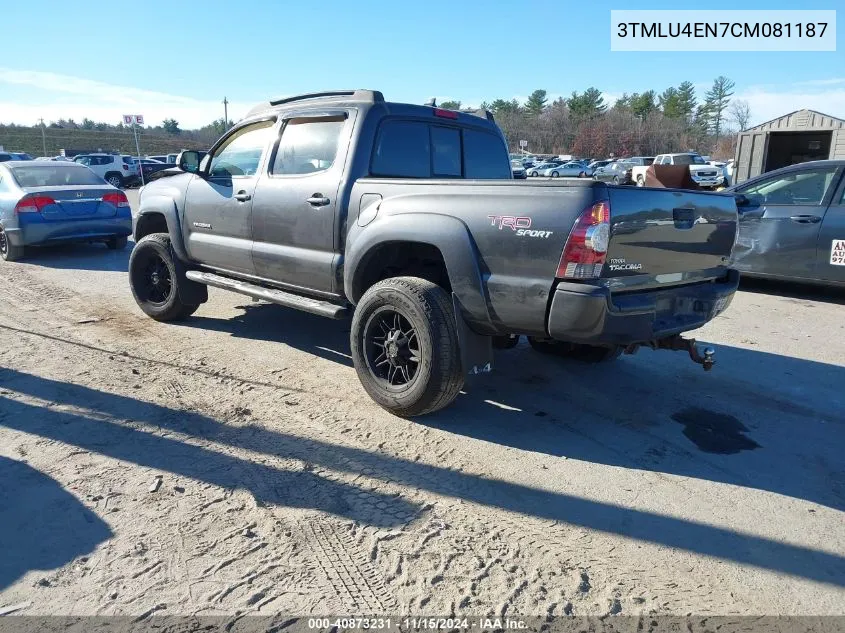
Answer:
[{"left": 0, "top": 190, "right": 843, "bottom": 618}]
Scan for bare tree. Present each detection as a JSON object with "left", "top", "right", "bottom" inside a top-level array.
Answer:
[{"left": 729, "top": 99, "right": 752, "bottom": 132}]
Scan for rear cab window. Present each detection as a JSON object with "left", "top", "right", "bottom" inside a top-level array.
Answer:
[{"left": 370, "top": 119, "right": 510, "bottom": 179}]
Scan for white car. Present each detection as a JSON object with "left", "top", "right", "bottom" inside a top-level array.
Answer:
[
  {"left": 526, "top": 162, "right": 561, "bottom": 177},
  {"left": 73, "top": 153, "right": 139, "bottom": 188},
  {"left": 542, "top": 162, "right": 593, "bottom": 178},
  {"left": 633, "top": 153, "right": 724, "bottom": 189}
]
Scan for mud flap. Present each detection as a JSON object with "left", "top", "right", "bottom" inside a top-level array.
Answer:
[
  {"left": 452, "top": 294, "right": 493, "bottom": 378},
  {"left": 171, "top": 246, "right": 208, "bottom": 305}
]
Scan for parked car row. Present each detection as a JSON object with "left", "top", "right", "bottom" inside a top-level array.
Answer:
[
  {"left": 0, "top": 151, "right": 34, "bottom": 162},
  {"left": 0, "top": 150, "right": 192, "bottom": 188}
]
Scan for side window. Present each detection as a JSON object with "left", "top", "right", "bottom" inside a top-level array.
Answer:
[
  {"left": 431, "top": 127, "right": 461, "bottom": 177},
  {"left": 272, "top": 116, "right": 345, "bottom": 176},
  {"left": 209, "top": 120, "right": 274, "bottom": 178},
  {"left": 371, "top": 121, "right": 431, "bottom": 178},
  {"left": 739, "top": 167, "right": 838, "bottom": 205},
  {"left": 464, "top": 129, "right": 510, "bottom": 179}
]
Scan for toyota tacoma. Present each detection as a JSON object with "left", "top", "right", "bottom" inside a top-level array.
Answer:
[{"left": 128, "top": 90, "right": 739, "bottom": 416}]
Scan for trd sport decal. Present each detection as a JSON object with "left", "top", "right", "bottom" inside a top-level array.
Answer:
[{"left": 487, "top": 215, "right": 553, "bottom": 239}]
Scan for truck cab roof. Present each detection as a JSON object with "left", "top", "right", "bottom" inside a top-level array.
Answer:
[{"left": 242, "top": 89, "right": 496, "bottom": 127}]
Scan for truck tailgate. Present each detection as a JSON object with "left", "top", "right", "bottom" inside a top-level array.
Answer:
[{"left": 605, "top": 187, "right": 737, "bottom": 277}]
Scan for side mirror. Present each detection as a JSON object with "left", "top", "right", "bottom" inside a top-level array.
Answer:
[
  {"left": 734, "top": 194, "right": 750, "bottom": 207},
  {"left": 178, "top": 151, "right": 201, "bottom": 174}
]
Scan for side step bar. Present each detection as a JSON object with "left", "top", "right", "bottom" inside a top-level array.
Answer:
[{"left": 185, "top": 271, "right": 348, "bottom": 319}]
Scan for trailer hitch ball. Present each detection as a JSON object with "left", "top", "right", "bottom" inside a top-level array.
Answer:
[
  {"left": 701, "top": 347, "right": 715, "bottom": 371},
  {"left": 650, "top": 335, "right": 716, "bottom": 371}
]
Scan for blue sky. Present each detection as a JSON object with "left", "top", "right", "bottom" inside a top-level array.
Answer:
[{"left": 1, "top": 0, "right": 842, "bottom": 128}]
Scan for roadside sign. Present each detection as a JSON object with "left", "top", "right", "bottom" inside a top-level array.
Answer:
[
  {"left": 519, "top": 140, "right": 527, "bottom": 148},
  {"left": 121, "top": 114, "right": 146, "bottom": 185}
]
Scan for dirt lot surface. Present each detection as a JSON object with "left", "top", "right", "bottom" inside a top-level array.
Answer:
[{"left": 1, "top": 192, "right": 843, "bottom": 618}]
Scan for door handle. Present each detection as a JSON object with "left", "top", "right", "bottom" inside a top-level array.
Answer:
[
  {"left": 306, "top": 194, "right": 330, "bottom": 207},
  {"left": 234, "top": 191, "right": 252, "bottom": 202},
  {"left": 789, "top": 214, "right": 821, "bottom": 224}
]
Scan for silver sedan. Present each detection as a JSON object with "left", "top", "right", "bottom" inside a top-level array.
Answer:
[{"left": 542, "top": 162, "right": 593, "bottom": 178}]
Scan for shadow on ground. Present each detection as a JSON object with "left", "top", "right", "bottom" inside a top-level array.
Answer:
[
  {"left": 171, "top": 300, "right": 845, "bottom": 513},
  {"left": 0, "top": 364, "right": 843, "bottom": 588},
  {"left": 0, "top": 455, "right": 112, "bottom": 591},
  {"left": 22, "top": 241, "right": 132, "bottom": 272},
  {"left": 738, "top": 276, "right": 845, "bottom": 305},
  {"left": 176, "top": 302, "right": 354, "bottom": 367}
]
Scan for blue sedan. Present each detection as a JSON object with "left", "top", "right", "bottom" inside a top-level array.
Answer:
[{"left": 0, "top": 161, "right": 133, "bottom": 261}]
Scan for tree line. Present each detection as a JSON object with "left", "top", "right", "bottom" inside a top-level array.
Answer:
[
  {"left": 2, "top": 117, "right": 229, "bottom": 147},
  {"left": 441, "top": 76, "right": 750, "bottom": 159},
  {"left": 3, "top": 76, "right": 751, "bottom": 159}
]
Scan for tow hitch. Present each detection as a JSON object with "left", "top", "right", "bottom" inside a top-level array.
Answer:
[{"left": 624, "top": 335, "right": 715, "bottom": 371}]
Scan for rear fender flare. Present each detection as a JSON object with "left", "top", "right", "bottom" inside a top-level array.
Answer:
[{"left": 345, "top": 213, "right": 495, "bottom": 334}]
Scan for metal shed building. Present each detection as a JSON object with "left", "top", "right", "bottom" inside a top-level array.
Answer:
[{"left": 733, "top": 109, "right": 845, "bottom": 184}]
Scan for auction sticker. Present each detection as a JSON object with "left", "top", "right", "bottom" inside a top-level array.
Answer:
[{"left": 831, "top": 240, "right": 845, "bottom": 266}]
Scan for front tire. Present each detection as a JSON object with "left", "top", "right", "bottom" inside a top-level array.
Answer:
[
  {"left": 0, "top": 227, "right": 24, "bottom": 262},
  {"left": 636, "top": 175, "right": 645, "bottom": 187},
  {"left": 129, "top": 233, "right": 199, "bottom": 321},
  {"left": 550, "top": 171, "right": 559, "bottom": 178},
  {"left": 528, "top": 337, "right": 622, "bottom": 363},
  {"left": 613, "top": 176, "right": 621, "bottom": 185},
  {"left": 351, "top": 277, "right": 464, "bottom": 417}
]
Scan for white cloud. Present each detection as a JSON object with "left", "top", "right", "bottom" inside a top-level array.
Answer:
[
  {"left": 735, "top": 85, "right": 845, "bottom": 126},
  {"left": 0, "top": 68, "right": 254, "bottom": 128}
]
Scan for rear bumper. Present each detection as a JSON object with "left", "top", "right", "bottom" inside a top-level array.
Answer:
[
  {"left": 546, "top": 269, "right": 740, "bottom": 345},
  {"left": 11, "top": 216, "right": 132, "bottom": 246}
]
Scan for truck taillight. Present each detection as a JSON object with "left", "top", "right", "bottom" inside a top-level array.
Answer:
[
  {"left": 102, "top": 191, "right": 130, "bottom": 207},
  {"left": 15, "top": 194, "right": 55, "bottom": 214},
  {"left": 556, "top": 200, "right": 610, "bottom": 279}
]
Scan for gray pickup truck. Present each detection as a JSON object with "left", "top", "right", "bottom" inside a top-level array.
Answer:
[{"left": 129, "top": 89, "right": 739, "bottom": 416}]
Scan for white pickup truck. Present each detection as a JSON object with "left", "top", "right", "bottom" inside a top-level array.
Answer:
[{"left": 633, "top": 153, "right": 725, "bottom": 189}]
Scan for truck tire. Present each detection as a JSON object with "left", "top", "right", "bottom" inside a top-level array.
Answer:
[
  {"left": 351, "top": 276, "right": 464, "bottom": 417},
  {"left": 0, "top": 227, "right": 24, "bottom": 262},
  {"left": 129, "top": 233, "right": 199, "bottom": 321},
  {"left": 528, "top": 337, "right": 622, "bottom": 363}
]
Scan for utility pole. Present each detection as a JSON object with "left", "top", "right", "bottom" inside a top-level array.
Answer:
[
  {"left": 38, "top": 118, "right": 47, "bottom": 156},
  {"left": 222, "top": 97, "right": 229, "bottom": 129}
]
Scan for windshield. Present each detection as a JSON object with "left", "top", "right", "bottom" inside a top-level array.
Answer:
[
  {"left": 674, "top": 154, "right": 706, "bottom": 165},
  {"left": 11, "top": 165, "right": 106, "bottom": 187}
]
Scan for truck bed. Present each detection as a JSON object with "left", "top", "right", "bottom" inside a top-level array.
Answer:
[{"left": 347, "top": 179, "right": 737, "bottom": 337}]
